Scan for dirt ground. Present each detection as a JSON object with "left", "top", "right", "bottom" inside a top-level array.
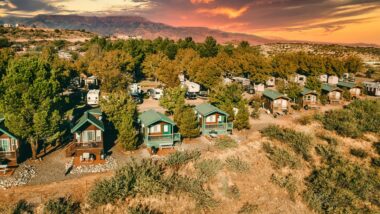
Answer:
[{"left": 0, "top": 97, "right": 367, "bottom": 213}]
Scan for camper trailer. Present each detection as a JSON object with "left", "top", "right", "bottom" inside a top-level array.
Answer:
[
  {"left": 254, "top": 83, "right": 265, "bottom": 93},
  {"left": 87, "top": 90, "right": 100, "bottom": 106},
  {"left": 363, "top": 82, "right": 380, "bottom": 97},
  {"left": 148, "top": 88, "right": 164, "bottom": 100},
  {"left": 327, "top": 76, "right": 339, "bottom": 85},
  {"left": 320, "top": 74, "right": 328, "bottom": 83},
  {"left": 266, "top": 77, "right": 276, "bottom": 87},
  {"left": 293, "top": 74, "right": 307, "bottom": 86}
]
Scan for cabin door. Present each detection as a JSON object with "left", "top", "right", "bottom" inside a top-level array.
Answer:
[
  {"left": 335, "top": 92, "right": 341, "bottom": 99},
  {"left": 281, "top": 99, "right": 287, "bottom": 109}
]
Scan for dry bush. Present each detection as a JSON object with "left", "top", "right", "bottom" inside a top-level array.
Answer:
[
  {"left": 225, "top": 156, "right": 250, "bottom": 172},
  {"left": 262, "top": 143, "right": 302, "bottom": 169}
]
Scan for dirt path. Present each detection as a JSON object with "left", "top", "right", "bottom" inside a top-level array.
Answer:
[{"left": 0, "top": 172, "right": 113, "bottom": 204}]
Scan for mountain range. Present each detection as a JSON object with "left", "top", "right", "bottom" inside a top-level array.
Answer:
[{"left": 1, "top": 14, "right": 272, "bottom": 44}]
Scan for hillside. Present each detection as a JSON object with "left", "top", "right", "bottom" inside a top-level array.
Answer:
[{"left": 1, "top": 15, "right": 270, "bottom": 44}]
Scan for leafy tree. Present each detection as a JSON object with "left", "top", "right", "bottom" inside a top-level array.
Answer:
[
  {"left": 305, "top": 76, "right": 322, "bottom": 93},
  {"left": 0, "top": 37, "right": 10, "bottom": 48},
  {"left": 142, "top": 52, "right": 167, "bottom": 80},
  {"left": 174, "top": 105, "right": 200, "bottom": 138},
  {"left": 159, "top": 86, "right": 185, "bottom": 115},
  {"left": 234, "top": 101, "right": 250, "bottom": 130},
  {"left": 277, "top": 81, "right": 302, "bottom": 101},
  {"left": 199, "top": 36, "right": 219, "bottom": 58},
  {"left": 344, "top": 55, "right": 363, "bottom": 74},
  {"left": 0, "top": 48, "right": 13, "bottom": 79},
  {"left": 100, "top": 91, "right": 139, "bottom": 150},
  {"left": 0, "top": 56, "right": 64, "bottom": 159}
]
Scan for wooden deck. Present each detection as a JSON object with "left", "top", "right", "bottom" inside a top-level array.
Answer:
[{"left": 0, "top": 168, "right": 16, "bottom": 177}]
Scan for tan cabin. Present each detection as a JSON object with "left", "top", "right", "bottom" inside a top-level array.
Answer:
[
  {"left": 262, "top": 89, "right": 291, "bottom": 115},
  {"left": 322, "top": 84, "right": 343, "bottom": 104}
]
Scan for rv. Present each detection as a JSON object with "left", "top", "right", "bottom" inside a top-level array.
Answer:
[
  {"left": 87, "top": 90, "right": 100, "bottom": 106},
  {"left": 148, "top": 88, "right": 164, "bottom": 100}
]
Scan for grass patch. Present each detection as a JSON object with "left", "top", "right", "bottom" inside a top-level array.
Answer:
[
  {"left": 297, "top": 115, "right": 313, "bottom": 125},
  {"left": 215, "top": 136, "right": 238, "bottom": 150},
  {"left": 12, "top": 200, "right": 34, "bottom": 214},
  {"left": 371, "top": 157, "right": 380, "bottom": 168},
  {"left": 238, "top": 202, "right": 259, "bottom": 214},
  {"left": 261, "top": 125, "right": 313, "bottom": 161},
  {"left": 373, "top": 142, "right": 380, "bottom": 155},
  {"left": 44, "top": 197, "right": 80, "bottom": 214},
  {"left": 262, "top": 143, "right": 301, "bottom": 169},
  {"left": 225, "top": 156, "right": 250, "bottom": 172},
  {"left": 194, "top": 159, "right": 223, "bottom": 181},
  {"left": 271, "top": 174, "right": 297, "bottom": 201},
  {"left": 165, "top": 150, "right": 201, "bottom": 168},
  {"left": 222, "top": 183, "right": 240, "bottom": 199},
  {"left": 350, "top": 148, "right": 368, "bottom": 159},
  {"left": 128, "top": 204, "right": 162, "bottom": 214},
  {"left": 316, "top": 133, "right": 339, "bottom": 146}
]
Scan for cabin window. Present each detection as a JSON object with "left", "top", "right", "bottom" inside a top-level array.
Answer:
[
  {"left": 206, "top": 115, "right": 216, "bottom": 123},
  {"left": 218, "top": 115, "right": 224, "bottom": 122},
  {"left": 163, "top": 125, "right": 169, "bottom": 133},
  {"left": 96, "top": 130, "right": 102, "bottom": 141},
  {"left": 82, "top": 130, "right": 96, "bottom": 142},
  {"left": 149, "top": 124, "right": 161, "bottom": 133},
  {"left": 0, "top": 139, "right": 10, "bottom": 152}
]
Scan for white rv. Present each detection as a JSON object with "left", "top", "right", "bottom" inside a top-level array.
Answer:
[
  {"left": 293, "top": 74, "right": 307, "bottom": 86},
  {"left": 232, "top": 77, "right": 251, "bottom": 87},
  {"left": 87, "top": 90, "right": 100, "bottom": 106},
  {"left": 149, "top": 88, "right": 163, "bottom": 100},
  {"left": 327, "top": 76, "right": 339, "bottom": 85},
  {"left": 266, "top": 77, "right": 276, "bottom": 87},
  {"left": 129, "top": 83, "right": 142, "bottom": 95},
  {"left": 254, "top": 83, "right": 265, "bottom": 93},
  {"left": 320, "top": 74, "right": 328, "bottom": 83},
  {"left": 364, "top": 82, "right": 380, "bottom": 97}
]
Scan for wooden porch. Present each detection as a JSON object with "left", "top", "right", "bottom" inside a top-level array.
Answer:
[{"left": 65, "top": 141, "right": 103, "bottom": 158}]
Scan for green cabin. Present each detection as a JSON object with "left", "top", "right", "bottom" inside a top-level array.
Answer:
[
  {"left": 262, "top": 89, "right": 290, "bottom": 114},
  {"left": 0, "top": 115, "right": 20, "bottom": 169},
  {"left": 66, "top": 108, "right": 105, "bottom": 160},
  {"left": 337, "top": 81, "right": 362, "bottom": 98},
  {"left": 322, "top": 83, "right": 343, "bottom": 104},
  {"left": 194, "top": 103, "right": 233, "bottom": 135},
  {"left": 139, "top": 110, "right": 181, "bottom": 148}
]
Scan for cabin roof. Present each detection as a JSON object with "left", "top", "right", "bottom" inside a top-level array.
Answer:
[
  {"left": 263, "top": 89, "right": 289, "bottom": 100},
  {"left": 337, "top": 81, "right": 361, "bottom": 89},
  {"left": 322, "top": 83, "right": 343, "bottom": 92},
  {"left": 301, "top": 88, "right": 318, "bottom": 96},
  {"left": 71, "top": 111, "right": 104, "bottom": 133},
  {"left": 139, "top": 110, "right": 175, "bottom": 127},
  {"left": 0, "top": 115, "right": 18, "bottom": 139},
  {"left": 195, "top": 103, "right": 229, "bottom": 117},
  {"left": 87, "top": 107, "right": 102, "bottom": 115}
]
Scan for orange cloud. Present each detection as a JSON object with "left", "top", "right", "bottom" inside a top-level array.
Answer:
[
  {"left": 190, "top": 0, "right": 215, "bottom": 4},
  {"left": 196, "top": 6, "right": 249, "bottom": 18}
]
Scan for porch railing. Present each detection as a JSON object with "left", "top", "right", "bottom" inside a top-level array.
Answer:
[
  {"left": 204, "top": 123, "right": 226, "bottom": 130},
  {"left": 146, "top": 134, "right": 174, "bottom": 142},
  {"left": 65, "top": 141, "right": 103, "bottom": 157}
]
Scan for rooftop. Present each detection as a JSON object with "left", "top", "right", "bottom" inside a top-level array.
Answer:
[
  {"left": 263, "top": 89, "right": 289, "bottom": 100},
  {"left": 139, "top": 110, "right": 175, "bottom": 127},
  {"left": 71, "top": 110, "right": 104, "bottom": 133},
  {"left": 195, "top": 103, "right": 229, "bottom": 116}
]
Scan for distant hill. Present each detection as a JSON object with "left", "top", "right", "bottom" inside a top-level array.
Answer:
[{"left": 1, "top": 15, "right": 271, "bottom": 44}]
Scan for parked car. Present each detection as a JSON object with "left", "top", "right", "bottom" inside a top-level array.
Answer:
[
  {"left": 185, "top": 92, "right": 197, "bottom": 100},
  {"left": 148, "top": 88, "right": 163, "bottom": 100}
]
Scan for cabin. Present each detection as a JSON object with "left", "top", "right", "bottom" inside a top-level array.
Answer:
[
  {"left": 293, "top": 74, "right": 307, "bottom": 86},
  {"left": 262, "top": 89, "right": 290, "bottom": 114},
  {"left": 87, "top": 89, "right": 100, "bottom": 106},
  {"left": 322, "top": 84, "right": 343, "bottom": 104},
  {"left": 266, "top": 77, "right": 276, "bottom": 87},
  {"left": 0, "top": 116, "right": 20, "bottom": 172},
  {"left": 194, "top": 103, "right": 233, "bottom": 135},
  {"left": 139, "top": 110, "right": 181, "bottom": 148},
  {"left": 363, "top": 82, "right": 380, "bottom": 97},
  {"left": 66, "top": 108, "right": 105, "bottom": 162},
  {"left": 337, "top": 81, "right": 362, "bottom": 99},
  {"left": 327, "top": 76, "right": 339, "bottom": 85},
  {"left": 299, "top": 88, "right": 319, "bottom": 109},
  {"left": 319, "top": 74, "right": 328, "bottom": 83}
]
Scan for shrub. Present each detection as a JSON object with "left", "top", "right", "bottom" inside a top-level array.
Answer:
[
  {"left": 12, "top": 200, "right": 33, "bottom": 214},
  {"left": 234, "top": 101, "right": 250, "bottom": 130},
  {"left": 350, "top": 148, "right": 368, "bottom": 159},
  {"left": 194, "top": 159, "right": 223, "bottom": 181},
  {"left": 221, "top": 182, "right": 240, "bottom": 199},
  {"left": 297, "top": 115, "right": 313, "bottom": 125},
  {"left": 44, "top": 197, "right": 80, "bottom": 214},
  {"left": 373, "top": 142, "right": 380, "bottom": 155},
  {"left": 165, "top": 150, "right": 201, "bottom": 168},
  {"left": 215, "top": 136, "right": 238, "bottom": 150},
  {"left": 316, "top": 134, "right": 339, "bottom": 146},
  {"left": 271, "top": 174, "right": 297, "bottom": 201},
  {"left": 262, "top": 143, "right": 301, "bottom": 169},
  {"left": 371, "top": 157, "right": 380, "bottom": 168},
  {"left": 238, "top": 202, "right": 259, "bottom": 214},
  {"left": 303, "top": 157, "right": 380, "bottom": 213},
  {"left": 128, "top": 204, "right": 162, "bottom": 214},
  {"left": 314, "top": 144, "right": 338, "bottom": 162},
  {"left": 225, "top": 156, "right": 250, "bottom": 172},
  {"left": 88, "top": 159, "right": 167, "bottom": 206},
  {"left": 261, "top": 125, "right": 313, "bottom": 161}
]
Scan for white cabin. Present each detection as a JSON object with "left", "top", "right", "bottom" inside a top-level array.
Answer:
[
  {"left": 327, "top": 76, "right": 339, "bottom": 85},
  {"left": 87, "top": 90, "right": 100, "bottom": 106}
]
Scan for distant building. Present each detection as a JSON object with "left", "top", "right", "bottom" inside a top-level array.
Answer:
[
  {"left": 2, "top": 23, "right": 13, "bottom": 28},
  {"left": 58, "top": 51, "right": 72, "bottom": 60},
  {"left": 322, "top": 84, "right": 343, "bottom": 104},
  {"left": 337, "top": 81, "right": 362, "bottom": 99},
  {"left": 194, "top": 103, "right": 233, "bottom": 136},
  {"left": 262, "top": 89, "right": 290, "bottom": 115},
  {"left": 298, "top": 88, "right": 319, "bottom": 109},
  {"left": 87, "top": 90, "right": 100, "bottom": 106},
  {"left": 293, "top": 74, "right": 307, "bottom": 86},
  {"left": 363, "top": 82, "right": 380, "bottom": 97},
  {"left": 266, "top": 77, "right": 276, "bottom": 87},
  {"left": 327, "top": 76, "right": 339, "bottom": 85}
]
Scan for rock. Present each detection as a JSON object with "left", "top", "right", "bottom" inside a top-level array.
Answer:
[
  {"left": 0, "top": 164, "right": 37, "bottom": 189},
  {"left": 70, "top": 157, "right": 117, "bottom": 175}
]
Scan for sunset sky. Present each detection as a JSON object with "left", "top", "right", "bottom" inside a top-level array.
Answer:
[{"left": 1, "top": 0, "right": 380, "bottom": 45}]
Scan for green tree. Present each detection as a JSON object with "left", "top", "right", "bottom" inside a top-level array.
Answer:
[
  {"left": 209, "top": 83, "right": 244, "bottom": 121},
  {"left": 305, "top": 76, "right": 322, "bottom": 93},
  {"left": 100, "top": 91, "right": 139, "bottom": 150},
  {"left": 0, "top": 56, "right": 64, "bottom": 159},
  {"left": 159, "top": 86, "right": 185, "bottom": 115},
  {"left": 174, "top": 105, "right": 200, "bottom": 138},
  {"left": 234, "top": 101, "right": 250, "bottom": 130},
  {"left": 0, "top": 37, "right": 10, "bottom": 48},
  {"left": 277, "top": 80, "right": 302, "bottom": 101},
  {"left": 199, "top": 36, "right": 219, "bottom": 58},
  {"left": 344, "top": 56, "right": 363, "bottom": 74}
]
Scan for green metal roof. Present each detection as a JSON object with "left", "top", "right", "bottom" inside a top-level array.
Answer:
[
  {"left": 263, "top": 89, "right": 289, "bottom": 100},
  {"left": 322, "top": 84, "right": 343, "bottom": 92},
  {"left": 337, "top": 81, "right": 361, "bottom": 89},
  {"left": 87, "top": 107, "right": 102, "bottom": 115},
  {"left": 301, "top": 88, "right": 318, "bottom": 96},
  {"left": 194, "top": 103, "right": 229, "bottom": 117},
  {"left": 0, "top": 115, "right": 18, "bottom": 139},
  {"left": 71, "top": 111, "right": 104, "bottom": 133},
  {"left": 139, "top": 109, "right": 175, "bottom": 127}
]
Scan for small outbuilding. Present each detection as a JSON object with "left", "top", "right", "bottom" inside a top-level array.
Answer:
[
  {"left": 337, "top": 81, "right": 362, "bottom": 99},
  {"left": 194, "top": 103, "right": 233, "bottom": 135},
  {"left": 139, "top": 110, "right": 181, "bottom": 148},
  {"left": 262, "top": 89, "right": 290, "bottom": 114},
  {"left": 299, "top": 88, "right": 319, "bottom": 109},
  {"left": 363, "top": 82, "right": 380, "bottom": 97},
  {"left": 322, "top": 84, "right": 343, "bottom": 104}
]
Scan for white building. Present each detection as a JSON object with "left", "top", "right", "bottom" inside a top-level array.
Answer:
[
  {"left": 327, "top": 75, "right": 339, "bottom": 85},
  {"left": 319, "top": 74, "right": 328, "bottom": 83},
  {"left": 87, "top": 90, "right": 100, "bottom": 106},
  {"left": 129, "top": 83, "right": 142, "bottom": 95},
  {"left": 266, "top": 77, "right": 276, "bottom": 87},
  {"left": 293, "top": 74, "right": 307, "bottom": 86},
  {"left": 254, "top": 83, "right": 265, "bottom": 93},
  {"left": 364, "top": 82, "right": 380, "bottom": 97}
]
